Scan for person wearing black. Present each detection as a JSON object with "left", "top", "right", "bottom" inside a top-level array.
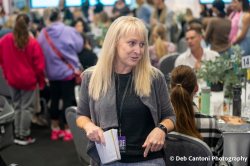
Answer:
[
  {"left": 76, "top": 16, "right": 175, "bottom": 165},
  {"left": 78, "top": 34, "right": 98, "bottom": 70},
  {"left": 94, "top": 0, "right": 104, "bottom": 14},
  {"left": 71, "top": 18, "right": 90, "bottom": 34},
  {"left": 81, "top": 0, "right": 90, "bottom": 22},
  {"left": 112, "top": 0, "right": 130, "bottom": 20}
]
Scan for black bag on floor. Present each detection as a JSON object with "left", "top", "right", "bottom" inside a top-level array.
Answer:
[{"left": 0, "top": 96, "right": 14, "bottom": 150}]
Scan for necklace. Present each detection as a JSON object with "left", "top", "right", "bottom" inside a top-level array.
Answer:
[{"left": 115, "top": 73, "right": 131, "bottom": 136}]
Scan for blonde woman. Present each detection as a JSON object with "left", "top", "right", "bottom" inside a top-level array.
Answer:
[
  {"left": 76, "top": 16, "right": 175, "bottom": 165},
  {"left": 149, "top": 24, "right": 176, "bottom": 67}
]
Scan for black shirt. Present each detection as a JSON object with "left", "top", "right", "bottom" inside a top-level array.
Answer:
[
  {"left": 115, "top": 73, "right": 163, "bottom": 163},
  {"left": 78, "top": 48, "right": 98, "bottom": 70}
]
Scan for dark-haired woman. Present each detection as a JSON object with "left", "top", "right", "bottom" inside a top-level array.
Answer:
[
  {"left": 77, "top": 34, "right": 98, "bottom": 70},
  {"left": 170, "top": 65, "right": 223, "bottom": 157},
  {"left": 0, "top": 13, "right": 45, "bottom": 145},
  {"left": 71, "top": 17, "right": 90, "bottom": 34},
  {"left": 38, "top": 8, "right": 83, "bottom": 141}
]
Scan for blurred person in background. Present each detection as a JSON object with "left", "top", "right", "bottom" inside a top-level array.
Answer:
[
  {"left": 63, "top": 7, "right": 74, "bottom": 25},
  {"left": 90, "top": 11, "right": 111, "bottom": 47},
  {"left": 0, "top": 16, "right": 14, "bottom": 38},
  {"left": 231, "top": 0, "right": 250, "bottom": 56},
  {"left": 0, "top": 13, "right": 45, "bottom": 145},
  {"left": 178, "top": 8, "right": 196, "bottom": 43},
  {"left": 71, "top": 17, "right": 90, "bottom": 34},
  {"left": 77, "top": 34, "right": 98, "bottom": 70},
  {"left": 199, "top": 4, "right": 211, "bottom": 19},
  {"left": 72, "top": 8, "right": 85, "bottom": 22},
  {"left": 228, "top": 0, "right": 241, "bottom": 43},
  {"left": 94, "top": 0, "right": 104, "bottom": 14},
  {"left": 135, "top": 0, "right": 153, "bottom": 29},
  {"left": 175, "top": 26, "right": 219, "bottom": 71},
  {"left": 38, "top": 8, "right": 83, "bottom": 142},
  {"left": 149, "top": 24, "right": 176, "bottom": 67},
  {"left": 81, "top": 0, "right": 90, "bottom": 22},
  {"left": 112, "top": 0, "right": 131, "bottom": 20},
  {"left": 0, "top": 5, "right": 7, "bottom": 26},
  {"left": 95, "top": 11, "right": 111, "bottom": 46},
  {"left": 150, "top": 0, "right": 175, "bottom": 42},
  {"left": 205, "top": 0, "right": 231, "bottom": 55}
]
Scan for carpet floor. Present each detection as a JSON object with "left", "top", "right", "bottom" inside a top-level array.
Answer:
[{"left": 1, "top": 124, "right": 82, "bottom": 166}]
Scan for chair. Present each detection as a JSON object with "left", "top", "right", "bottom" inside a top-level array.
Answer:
[
  {"left": 65, "top": 106, "right": 90, "bottom": 166},
  {"left": 165, "top": 132, "right": 213, "bottom": 166},
  {"left": 0, "top": 67, "right": 14, "bottom": 150},
  {"left": 158, "top": 53, "right": 179, "bottom": 88},
  {"left": 223, "top": 132, "right": 250, "bottom": 166},
  {"left": 159, "top": 52, "right": 179, "bottom": 75},
  {"left": 0, "top": 67, "right": 12, "bottom": 98}
]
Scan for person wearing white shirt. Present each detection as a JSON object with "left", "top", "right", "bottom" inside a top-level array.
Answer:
[{"left": 175, "top": 26, "right": 219, "bottom": 70}]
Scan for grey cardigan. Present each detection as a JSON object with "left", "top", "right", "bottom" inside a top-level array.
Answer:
[{"left": 77, "top": 68, "right": 176, "bottom": 164}]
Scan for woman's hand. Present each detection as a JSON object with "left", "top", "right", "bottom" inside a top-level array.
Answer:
[
  {"left": 85, "top": 123, "right": 105, "bottom": 144},
  {"left": 142, "top": 127, "right": 166, "bottom": 157}
]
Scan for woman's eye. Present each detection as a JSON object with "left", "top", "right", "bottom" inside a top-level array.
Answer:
[
  {"left": 128, "top": 41, "right": 137, "bottom": 46},
  {"left": 139, "top": 42, "right": 145, "bottom": 48}
]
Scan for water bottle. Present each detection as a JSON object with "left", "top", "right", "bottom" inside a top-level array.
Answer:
[
  {"left": 201, "top": 87, "right": 211, "bottom": 115},
  {"left": 247, "top": 69, "right": 250, "bottom": 82},
  {"left": 232, "top": 85, "right": 241, "bottom": 116}
]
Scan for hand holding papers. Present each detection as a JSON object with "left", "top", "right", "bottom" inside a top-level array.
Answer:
[{"left": 95, "top": 129, "right": 121, "bottom": 164}]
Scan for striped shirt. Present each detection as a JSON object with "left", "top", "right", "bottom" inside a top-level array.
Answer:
[{"left": 194, "top": 106, "right": 223, "bottom": 157}]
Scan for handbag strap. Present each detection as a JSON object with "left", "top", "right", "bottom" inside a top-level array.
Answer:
[{"left": 43, "top": 29, "right": 74, "bottom": 71}]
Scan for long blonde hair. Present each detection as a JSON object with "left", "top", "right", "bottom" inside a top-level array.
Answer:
[
  {"left": 153, "top": 24, "right": 168, "bottom": 59},
  {"left": 88, "top": 16, "right": 158, "bottom": 100}
]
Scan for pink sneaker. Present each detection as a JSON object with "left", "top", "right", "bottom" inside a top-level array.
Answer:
[
  {"left": 58, "top": 130, "right": 65, "bottom": 138},
  {"left": 63, "top": 130, "right": 73, "bottom": 141},
  {"left": 51, "top": 130, "right": 65, "bottom": 140}
]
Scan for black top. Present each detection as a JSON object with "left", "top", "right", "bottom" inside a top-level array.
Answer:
[
  {"left": 94, "top": 2, "right": 104, "bottom": 14},
  {"left": 115, "top": 72, "right": 163, "bottom": 163},
  {"left": 78, "top": 49, "right": 98, "bottom": 70}
]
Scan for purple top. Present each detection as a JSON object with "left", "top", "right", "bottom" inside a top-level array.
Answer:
[{"left": 38, "top": 22, "right": 83, "bottom": 80}]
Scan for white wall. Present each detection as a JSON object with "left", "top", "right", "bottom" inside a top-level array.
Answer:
[
  {"left": 2, "top": 0, "right": 10, "bottom": 14},
  {"left": 17, "top": 0, "right": 202, "bottom": 18},
  {"left": 165, "top": 0, "right": 201, "bottom": 18}
]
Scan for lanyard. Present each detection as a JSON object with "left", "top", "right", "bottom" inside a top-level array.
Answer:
[{"left": 116, "top": 74, "right": 131, "bottom": 136}]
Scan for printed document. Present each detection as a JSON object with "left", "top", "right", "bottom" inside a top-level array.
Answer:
[{"left": 95, "top": 129, "right": 121, "bottom": 164}]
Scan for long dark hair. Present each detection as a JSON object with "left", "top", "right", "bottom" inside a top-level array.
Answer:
[
  {"left": 170, "top": 65, "right": 202, "bottom": 140},
  {"left": 239, "top": 0, "right": 250, "bottom": 12},
  {"left": 13, "top": 13, "right": 30, "bottom": 49}
]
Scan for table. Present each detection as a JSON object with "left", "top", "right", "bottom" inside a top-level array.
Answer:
[
  {"left": 195, "top": 81, "right": 250, "bottom": 117},
  {"left": 218, "top": 122, "right": 250, "bottom": 166},
  {"left": 195, "top": 81, "right": 250, "bottom": 166}
]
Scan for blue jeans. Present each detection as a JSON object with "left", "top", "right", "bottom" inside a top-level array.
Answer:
[{"left": 102, "top": 158, "right": 165, "bottom": 166}]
